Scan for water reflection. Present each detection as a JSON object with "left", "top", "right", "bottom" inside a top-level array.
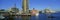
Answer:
[
  {"left": 1, "top": 13, "right": 60, "bottom": 20},
  {"left": 14, "top": 16, "right": 22, "bottom": 20},
  {"left": 4, "top": 13, "right": 48, "bottom": 20},
  {"left": 14, "top": 16, "right": 31, "bottom": 20}
]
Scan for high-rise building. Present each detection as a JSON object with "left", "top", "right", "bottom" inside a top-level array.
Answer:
[{"left": 22, "top": 0, "right": 29, "bottom": 14}]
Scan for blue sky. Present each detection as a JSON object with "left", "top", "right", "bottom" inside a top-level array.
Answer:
[{"left": 0, "top": 0, "right": 60, "bottom": 11}]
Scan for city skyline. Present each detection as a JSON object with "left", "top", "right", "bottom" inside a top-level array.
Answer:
[{"left": 0, "top": 0, "right": 60, "bottom": 11}]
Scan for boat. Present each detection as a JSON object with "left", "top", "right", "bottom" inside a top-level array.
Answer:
[{"left": 0, "top": 14, "right": 5, "bottom": 19}]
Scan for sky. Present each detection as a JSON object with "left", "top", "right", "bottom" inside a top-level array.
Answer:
[{"left": 0, "top": 0, "right": 60, "bottom": 11}]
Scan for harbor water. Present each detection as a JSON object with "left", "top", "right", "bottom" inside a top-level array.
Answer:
[{"left": 0, "top": 12, "right": 60, "bottom": 20}]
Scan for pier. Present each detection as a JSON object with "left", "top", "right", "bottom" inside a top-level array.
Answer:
[{"left": 9, "top": 14, "right": 31, "bottom": 16}]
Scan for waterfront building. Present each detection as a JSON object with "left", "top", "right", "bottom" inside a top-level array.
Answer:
[{"left": 31, "top": 8, "right": 39, "bottom": 16}]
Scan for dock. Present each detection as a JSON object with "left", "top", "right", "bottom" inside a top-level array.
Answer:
[{"left": 9, "top": 14, "right": 31, "bottom": 16}]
